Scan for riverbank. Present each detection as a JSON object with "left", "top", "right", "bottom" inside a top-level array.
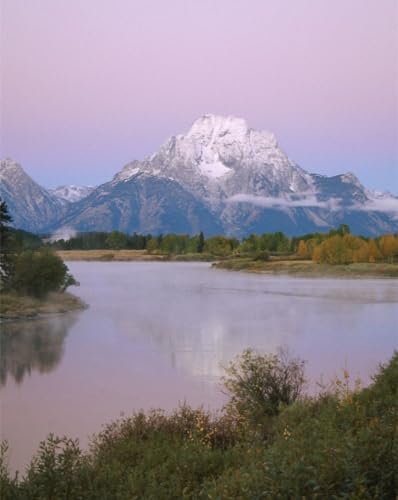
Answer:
[
  {"left": 0, "top": 291, "right": 87, "bottom": 321},
  {"left": 213, "top": 258, "right": 398, "bottom": 278},
  {"left": 57, "top": 250, "right": 398, "bottom": 277},
  {"left": 56, "top": 249, "right": 217, "bottom": 262}
]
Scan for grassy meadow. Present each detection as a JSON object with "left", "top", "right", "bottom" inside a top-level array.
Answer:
[{"left": 214, "top": 257, "right": 398, "bottom": 278}]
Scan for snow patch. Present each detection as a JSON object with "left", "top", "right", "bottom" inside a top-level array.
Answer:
[
  {"left": 198, "top": 161, "right": 232, "bottom": 179},
  {"left": 115, "top": 165, "right": 141, "bottom": 181},
  {"left": 50, "top": 185, "right": 94, "bottom": 203}
]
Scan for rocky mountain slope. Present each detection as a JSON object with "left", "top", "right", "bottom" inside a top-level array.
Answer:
[
  {"left": 49, "top": 185, "right": 94, "bottom": 203},
  {"left": 1, "top": 115, "right": 397, "bottom": 236},
  {"left": 0, "top": 159, "right": 65, "bottom": 233},
  {"left": 53, "top": 172, "right": 222, "bottom": 234}
]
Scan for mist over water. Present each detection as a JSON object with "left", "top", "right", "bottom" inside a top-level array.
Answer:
[{"left": 1, "top": 262, "right": 397, "bottom": 473}]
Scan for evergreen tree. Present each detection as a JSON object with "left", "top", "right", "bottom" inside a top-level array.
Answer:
[
  {"left": 197, "top": 231, "right": 205, "bottom": 253},
  {"left": 105, "top": 231, "right": 128, "bottom": 250},
  {"left": 0, "top": 199, "right": 14, "bottom": 287}
]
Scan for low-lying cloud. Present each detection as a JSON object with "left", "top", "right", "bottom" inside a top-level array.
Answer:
[
  {"left": 48, "top": 226, "right": 77, "bottom": 242},
  {"left": 351, "top": 197, "right": 398, "bottom": 219},
  {"left": 227, "top": 192, "right": 398, "bottom": 218},
  {"left": 227, "top": 193, "right": 341, "bottom": 211},
  {"left": 353, "top": 197, "right": 398, "bottom": 213}
]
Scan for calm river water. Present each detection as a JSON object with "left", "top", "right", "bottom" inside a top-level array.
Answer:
[{"left": 1, "top": 262, "right": 397, "bottom": 473}]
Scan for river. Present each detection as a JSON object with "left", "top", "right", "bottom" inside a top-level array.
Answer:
[{"left": 1, "top": 262, "right": 397, "bottom": 473}]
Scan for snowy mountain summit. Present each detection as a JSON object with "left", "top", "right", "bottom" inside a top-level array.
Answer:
[
  {"left": 173, "top": 114, "right": 283, "bottom": 180},
  {"left": 117, "top": 114, "right": 312, "bottom": 206}
]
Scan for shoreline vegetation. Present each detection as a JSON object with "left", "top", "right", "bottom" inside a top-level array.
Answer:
[
  {"left": 0, "top": 291, "right": 87, "bottom": 321},
  {"left": 48, "top": 224, "right": 398, "bottom": 278},
  {"left": 1, "top": 350, "right": 397, "bottom": 498},
  {"left": 213, "top": 257, "right": 398, "bottom": 278},
  {"left": 56, "top": 249, "right": 217, "bottom": 262},
  {"left": 1, "top": 200, "right": 84, "bottom": 321},
  {"left": 55, "top": 249, "right": 398, "bottom": 278}
]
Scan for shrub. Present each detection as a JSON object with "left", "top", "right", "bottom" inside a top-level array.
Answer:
[
  {"left": 1, "top": 352, "right": 397, "bottom": 498},
  {"left": 253, "top": 250, "right": 270, "bottom": 261},
  {"left": 10, "top": 248, "right": 77, "bottom": 298},
  {"left": 222, "top": 348, "right": 306, "bottom": 429}
]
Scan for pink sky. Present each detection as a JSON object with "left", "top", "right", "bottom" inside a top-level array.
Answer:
[{"left": 1, "top": 0, "right": 397, "bottom": 192}]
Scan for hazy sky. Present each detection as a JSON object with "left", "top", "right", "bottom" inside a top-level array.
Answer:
[{"left": 1, "top": 0, "right": 397, "bottom": 193}]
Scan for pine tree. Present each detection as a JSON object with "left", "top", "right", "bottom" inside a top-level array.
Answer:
[
  {"left": 0, "top": 199, "right": 14, "bottom": 287},
  {"left": 197, "top": 231, "right": 205, "bottom": 253}
]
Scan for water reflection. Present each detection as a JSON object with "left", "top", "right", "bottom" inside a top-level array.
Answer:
[
  {"left": 103, "top": 266, "right": 398, "bottom": 384},
  {"left": 0, "top": 314, "right": 78, "bottom": 386},
  {"left": 2, "top": 262, "right": 397, "bottom": 475}
]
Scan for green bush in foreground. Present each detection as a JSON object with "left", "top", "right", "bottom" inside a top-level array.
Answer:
[
  {"left": 222, "top": 348, "right": 305, "bottom": 432},
  {"left": 1, "top": 351, "right": 397, "bottom": 499}
]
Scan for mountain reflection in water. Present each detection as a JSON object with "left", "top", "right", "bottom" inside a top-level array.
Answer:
[{"left": 0, "top": 314, "right": 78, "bottom": 386}]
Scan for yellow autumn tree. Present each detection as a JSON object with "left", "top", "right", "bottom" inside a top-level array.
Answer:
[
  {"left": 315, "top": 235, "right": 347, "bottom": 264},
  {"left": 312, "top": 245, "right": 321, "bottom": 263},
  {"left": 312, "top": 234, "right": 368, "bottom": 264},
  {"left": 378, "top": 235, "right": 398, "bottom": 262},
  {"left": 368, "top": 239, "right": 381, "bottom": 263},
  {"left": 297, "top": 240, "right": 309, "bottom": 259},
  {"left": 352, "top": 240, "right": 369, "bottom": 263}
]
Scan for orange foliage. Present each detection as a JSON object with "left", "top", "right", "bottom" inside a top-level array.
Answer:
[
  {"left": 311, "top": 233, "right": 396, "bottom": 265},
  {"left": 378, "top": 235, "right": 398, "bottom": 262},
  {"left": 297, "top": 240, "right": 309, "bottom": 259}
]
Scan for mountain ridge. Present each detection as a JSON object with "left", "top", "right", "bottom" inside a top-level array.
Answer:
[{"left": 1, "top": 115, "right": 397, "bottom": 236}]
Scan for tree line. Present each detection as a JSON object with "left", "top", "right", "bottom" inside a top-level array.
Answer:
[
  {"left": 296, "top": 225, "right": 398, "bottom": 264},
  {"left": 49, "top": 230, "right": 241, "bottom": 257},
  {"left": 49, "top": 224, "right": 398, "bottom": 263},
  {"left": 2, "top": 195, "right": 397, "bottom": 265}
]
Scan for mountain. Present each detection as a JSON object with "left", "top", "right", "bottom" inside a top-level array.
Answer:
[
  {"left": 49, "top": 185, "right": 94, "bottom": 203},
  {"left": 73, "top": 114, "right": 397, "bottom": 236},
  {"left": 1, "top": 115, "right": 398, "bottom": 236},
  {"left": 0, "top": 158, "right": 65, "bottom": 233},
  {"left": 117, "top": 115, "right": 312, "bottom": 208},
  {"left": 53, "top": 172, "right": 222, "bottom": 234}
]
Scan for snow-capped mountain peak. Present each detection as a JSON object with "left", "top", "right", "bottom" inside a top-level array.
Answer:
[
  {"left": 0, "top": 158, "right": 25, "bottom": 181},
  {"left": 1, "top": 118, "right": 398, "bottom": 237},
  {"left": 0, "top": 158, "right": 65, "bottom": 232},
  {"left": 186, "top": 114, "right": 249, "bottom": 142},
  {"left": 185, "top": 114, "right": 277, "bottom": 148},
  {"left": 114, "top": 115, "right": 311, "bottom": 206},
  {"left": 170, "top": 114, "right": 280, "bottom": 170}
]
